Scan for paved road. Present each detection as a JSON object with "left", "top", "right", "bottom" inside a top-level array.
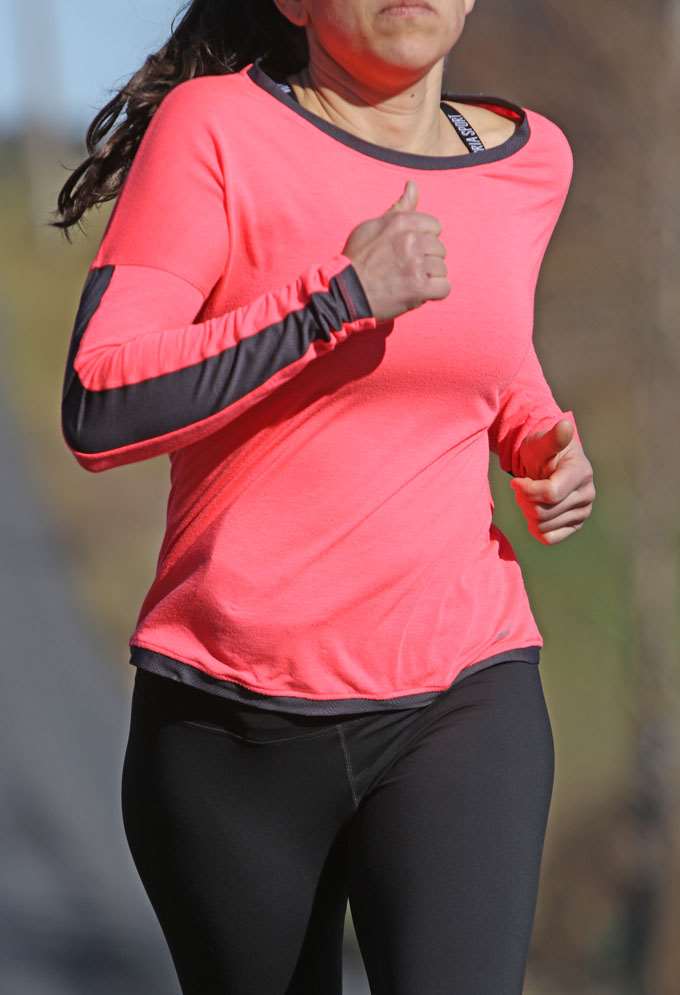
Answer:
[{"left": 0, "top": 340, "right": 370, "bottom": 993}]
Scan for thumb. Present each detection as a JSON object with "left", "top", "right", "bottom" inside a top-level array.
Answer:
[
  {"left": 387, "top": 179, "right": 418, "bottom": 214},
  {"left": 523, "top": 418, "right": 574, "bottom": 476}
]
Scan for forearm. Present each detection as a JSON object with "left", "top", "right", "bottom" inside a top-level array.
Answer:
[{"left": 62, "top": 256, "right": 374, "bottom": 472}]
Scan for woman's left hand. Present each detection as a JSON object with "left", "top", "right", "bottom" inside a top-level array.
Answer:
[{"left": 510, "top": 419, "right": 596, "bottom": 545}]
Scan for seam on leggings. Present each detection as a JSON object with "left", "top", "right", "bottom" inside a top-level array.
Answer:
[
  {"left": 336, "top": 723, "right": 359, "bottom": 810},
  {"left": 177, "top": 718, "right": 340, "bottom": 745}
]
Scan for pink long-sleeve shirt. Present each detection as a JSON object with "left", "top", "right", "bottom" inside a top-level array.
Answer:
[{"left": 62, "top": 57, "right": 580, "bottom": 714}]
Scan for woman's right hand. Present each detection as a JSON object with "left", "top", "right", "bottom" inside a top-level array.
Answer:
[{"left": 341, "top": 179, "right": 451, "bottom": 323}]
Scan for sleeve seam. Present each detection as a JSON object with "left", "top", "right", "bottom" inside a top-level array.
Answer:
[
  {"left": 335, "top": 266, "right": 359, "bottom": 323},
  {"left": 498, "top": 338, "right": 533, "bottom": 397},
  {"left": 334, "top": 261, "right": 374, "bottom": 324},
  {"left": 97, "top": 261, "right": 208, "bottom": 300}
]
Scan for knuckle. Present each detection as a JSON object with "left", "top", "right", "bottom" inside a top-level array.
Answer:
[
  {"left": 401, "top": 229, "right": 418, "bottom": 255},
  {"left": 405, "top": 256, "right": 423, "bottom": 282},
  {"left": 413, "top": 257, "right": 429, "bottom": 283}
]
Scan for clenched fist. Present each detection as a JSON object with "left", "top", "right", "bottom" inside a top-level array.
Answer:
[
  {"left": 511, "top": 419, "right": 596, "bottom": 545},
  {"left": 342, "top": 179, "right": 451, "bottom": 323}
]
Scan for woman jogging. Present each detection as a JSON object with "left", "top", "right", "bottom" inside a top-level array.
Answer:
[{"left": 54, "top": 1, "right": 596, "bottom": 992}]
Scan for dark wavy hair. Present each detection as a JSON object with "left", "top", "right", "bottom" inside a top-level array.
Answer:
[{"left": 51, "top": 0, "right": 308, "bottom": 240}]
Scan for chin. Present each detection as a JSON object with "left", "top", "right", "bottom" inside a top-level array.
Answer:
[{"left": 370, "top": 42, "right": 448, "bottom": 73}]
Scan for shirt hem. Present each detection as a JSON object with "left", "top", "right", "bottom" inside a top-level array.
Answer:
[{"left": 128, "top": 639, "right": 542, "bottom": 716}]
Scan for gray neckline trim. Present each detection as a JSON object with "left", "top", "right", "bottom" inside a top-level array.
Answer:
[{"left": 246, "top": 57, "right": 531, "bottom": 171}]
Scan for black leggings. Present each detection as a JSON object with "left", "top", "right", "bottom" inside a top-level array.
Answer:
[{"left": 121, "top": 659, "right": 554, "bottom": 994}]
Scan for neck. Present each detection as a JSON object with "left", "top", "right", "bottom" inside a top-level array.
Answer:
[{"left": 287, "top": 48, "right": 450, "bottom": 157}]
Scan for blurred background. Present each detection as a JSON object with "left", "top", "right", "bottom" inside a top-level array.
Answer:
[{"left": 1, "top": 1, "right": 679, "bottom": 993}]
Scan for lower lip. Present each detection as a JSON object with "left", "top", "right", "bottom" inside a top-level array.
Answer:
[{"left": 380, "top": 5, "right": 434, "bottom": 15}]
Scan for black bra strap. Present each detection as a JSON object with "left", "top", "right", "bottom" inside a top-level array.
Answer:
[
  {"left": 439, "top": 102, "right": 486, "bottom": 153},
  {"left": 273, "top": 81, "right": 486, "bottom": 154}
]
